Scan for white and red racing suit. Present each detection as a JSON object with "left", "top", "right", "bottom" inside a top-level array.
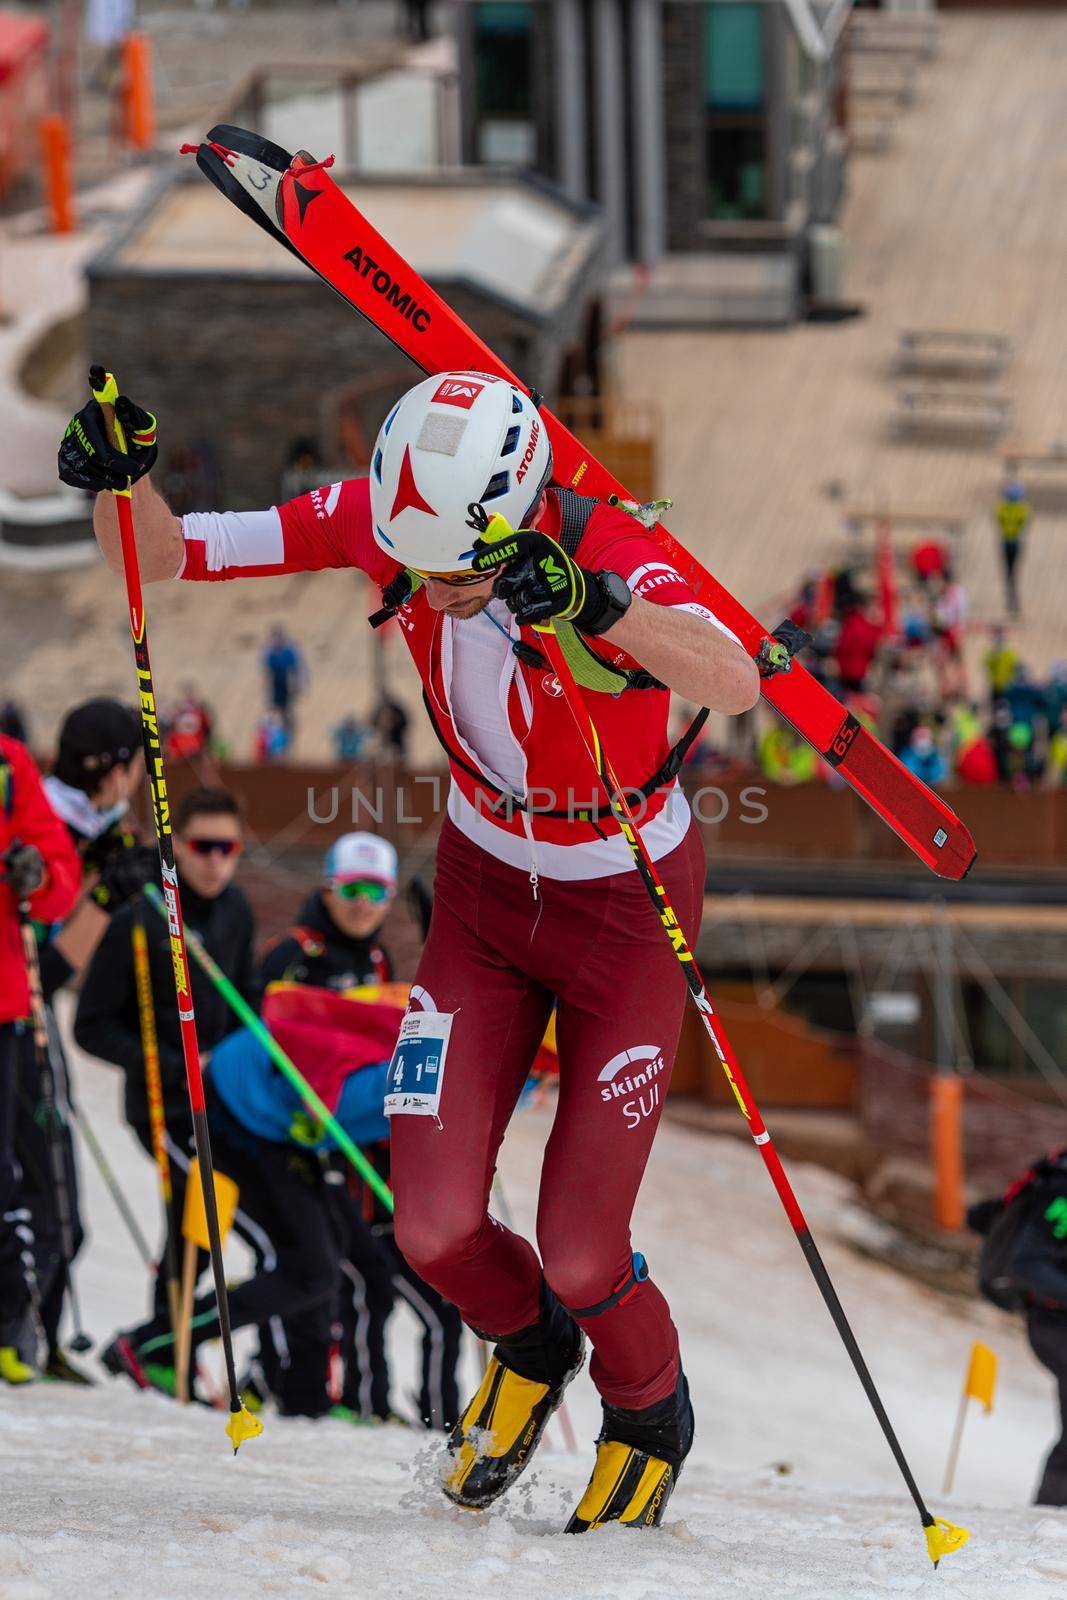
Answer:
[{"left": 180, "top": 477, "right": 733, "bottom": 1407}]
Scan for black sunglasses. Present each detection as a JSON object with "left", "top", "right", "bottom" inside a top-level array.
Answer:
[{"left": 184, "top": 837, "right": 241, "bottom": 858}]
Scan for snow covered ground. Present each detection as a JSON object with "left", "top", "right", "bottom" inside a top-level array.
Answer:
[{"left": 3, "top": 1023, "right": 1066, "bottom": 1599}]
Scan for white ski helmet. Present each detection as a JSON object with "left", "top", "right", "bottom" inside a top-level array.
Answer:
[{"left": 369, "top": 371, "right": 553, "bottom": 571}]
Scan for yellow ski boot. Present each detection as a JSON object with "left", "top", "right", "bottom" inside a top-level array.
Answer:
[
  {"left": 567, "top": 1370, "right": 693, "bottom": 1533},
  {"left": 444, "top": 1286, "right": 584, "bottom": 1510}
]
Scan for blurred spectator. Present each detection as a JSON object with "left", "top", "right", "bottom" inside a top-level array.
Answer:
[
  {"left": 991, "top": 707, "right": 1041, "bottom": 791},
  {"left": 166, "top": 684, "right": 213, "bottom": 762},
  {"left": 1005, "top": 665, "right": 1047, "bottom": 737},
  {"left": 263, "top": 626, "right": 306, "bottom": 742},
  {"left": 1047, "top": 708, "right": 1067, "bottom": 789},
  {"left": 371, "top": 696, "right": 410, "bottom": 763},
  {"left": 950, "top": 704, "right": 997, "bottom": 786},
  {"left": 758, "top": 725, "right": 817, "bottom": 785},
  {"left": 836, "top": 593, "right": 884, "bottom": 693},
  {"left": 332, "top": 714, "right": 369, "bottom": 765},
  {"left": 254, "top": 710, "right": 290, "bottom": 764},
  {"left": 900, "top": 606, "right": 932, "bottom": 652},
  {"left": 788, "top": 576, "right": 821, "bottom": 635},
  {"left": 900, "top": 725, "right": 946, "bottom": 787},
  {"left": 932, "top": 568, "right": 967, "bottom": 697},
  {"left": 996, "top": 477, "right": 1032, "bottom": 616},
  {"left": 910, "top": 537, "right": 950, "bottom": 587},
  {"left": 985, "top": 627, "right": 1019, "bottom": 708},
  {"left": 0, "top": 700, "right": 27, "bottom": 744},
  {"left": 1046, "top": 662, "right": 1067, "bottom": 732}
]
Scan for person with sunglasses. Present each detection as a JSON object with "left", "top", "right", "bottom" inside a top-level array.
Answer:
[
  {"left": 74, "top": 786, "right": 261, "bottom": 1373},
  {"left": 257, "top": 834, "right": 463, "bottom": 1432},
  {"left": 72, "top": 367, "right": 759, "bottom": 1531}
]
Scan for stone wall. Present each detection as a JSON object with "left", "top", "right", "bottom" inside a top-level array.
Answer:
[{"left": 88, "top": 267, "right": 572, "bottom": 511}]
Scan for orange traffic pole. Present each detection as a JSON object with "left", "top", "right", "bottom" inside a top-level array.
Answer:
[
  {"left": 123, "top": 33, "right": 155, "bottom": 151},
  {"left": 931, "top": 1074, "right": 965, "bottom": 1231},
  {"left": 40, "top": 114, "right": 75, "bottom": 234}
]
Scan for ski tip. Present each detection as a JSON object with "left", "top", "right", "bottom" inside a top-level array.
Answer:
[
  {"left": 933, "top": 825, "right": 977, "bottom": 883},
  {"left": 924, "top": 1515, "right": 970, "bottom": 1566},
  {"left": 226, "top": 1403, "right": 265, "bottom": 1453}
]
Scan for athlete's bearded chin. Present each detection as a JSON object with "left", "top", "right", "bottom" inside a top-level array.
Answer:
[{"left": 444, "top": 593, "right": 493, "bottom": 618}]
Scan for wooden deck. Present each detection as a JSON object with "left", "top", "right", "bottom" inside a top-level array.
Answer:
[{"left": 618, "top": 10, "right": 1067, "bottom": 686}]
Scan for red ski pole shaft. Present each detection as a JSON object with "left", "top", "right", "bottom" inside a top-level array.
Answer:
[
  {"left": 532, "top": 618, "right": 950, "bottom": 1551},
  {"left": 89, "top": 366, "right": 259, "bottom": 1451}
]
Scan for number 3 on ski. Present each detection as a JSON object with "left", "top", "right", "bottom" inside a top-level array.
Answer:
[{"left": 186, "top": 124, "right": 976, "bottom": 882}]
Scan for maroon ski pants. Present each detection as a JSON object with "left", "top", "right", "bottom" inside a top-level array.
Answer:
[{"left": 390, "top": 816, "right": 704, "bottom": 1410}]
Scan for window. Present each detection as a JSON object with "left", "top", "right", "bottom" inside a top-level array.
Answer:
[
  {"left": 704, "top": 2, "right": 767, "bottom": 221},
  {"left": 473, "top": 2, "right": 536, "bottom": 166}
]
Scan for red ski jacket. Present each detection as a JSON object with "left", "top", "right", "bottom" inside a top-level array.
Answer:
[
  {"left": 179, "top": 480, "right": 731, "bottom": 849},
  {"left": 0, "top": 735, "right": 82, "bottom": 1024}
]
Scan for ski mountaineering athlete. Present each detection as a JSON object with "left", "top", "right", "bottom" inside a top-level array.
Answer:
[{"left": 61, "top": 371, "right": 760, "bottom": 1530}]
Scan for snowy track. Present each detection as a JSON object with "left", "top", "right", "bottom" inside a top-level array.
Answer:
[
  {"left": 5, "top": 1386, "right": 1067, "bottom": 1599},
  {"left": 2, "top": 1033, "right": 1065, "bottom": 1598}
]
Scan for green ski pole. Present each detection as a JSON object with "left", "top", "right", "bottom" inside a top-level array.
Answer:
[{"left": 143, "top": 884, "right": 394, "bottom": 1214}]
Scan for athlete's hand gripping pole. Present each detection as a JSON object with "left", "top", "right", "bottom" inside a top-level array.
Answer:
[
  {"left": 88, "top": 366, "right": 261, "bottom": 1453},
  {"left": 479, "top": 513, "right": 967, "bottom": 1568}
]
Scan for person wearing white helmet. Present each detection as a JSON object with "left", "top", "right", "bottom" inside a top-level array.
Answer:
[
  {"left": 369, "top": 372, "right": 552, "bottom": 574},
  {"left": 77, "top": 367, "right": 760, "bottom": 1532}
]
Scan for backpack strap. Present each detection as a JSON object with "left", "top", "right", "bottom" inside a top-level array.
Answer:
[
  {"left": 552, "top": 488, "right": 667, "bottom": 695},
  {"left": 554, "top": 487, "right": 603, "bottom": 558}
]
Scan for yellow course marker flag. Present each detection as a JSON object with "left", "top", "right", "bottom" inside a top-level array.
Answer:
[
  {"left": 965, "top": 1342, "right": 998, "bottom": 1413},
  {"left": 182, "top": 1162, "right": 239, "bottom": 1250}
]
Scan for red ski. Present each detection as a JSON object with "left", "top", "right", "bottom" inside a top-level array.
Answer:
[{"left": 189, "top": 126, "right": 977, "bottom": 881}]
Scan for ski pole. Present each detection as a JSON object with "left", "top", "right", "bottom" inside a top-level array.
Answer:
[
  {"left": 142, "top": 883, "right": 395, "bottom": 1215},
  {"left": 66, "top": 1095, "right": 152, "bottom": 1267},
  {"left": 15, "top": 898, "right": 92, "bottom": 1353},
  {"left": 88, "top": 366, "right": 260, "bottom": 1453},
  {"left": 488, "top": 532, "right": 968, "bottom": 1567},
  {"left": 132, "top": 899, "right": 182, "bottom": 1336}
]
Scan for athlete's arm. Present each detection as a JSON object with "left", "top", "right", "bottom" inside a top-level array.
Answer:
[
  {"left": 93, "top": 474, "right": 184, "bottom": 581},
  {"left": 604, "top": 596, "right": 760, "bottom": 714},
  {"left": 576, "top": 509, "right": 760, "bottom": 713}
]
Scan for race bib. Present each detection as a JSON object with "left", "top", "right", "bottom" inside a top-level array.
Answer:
[{"left": 384, "top": 1009, "right": 453, "bottom": 1120}]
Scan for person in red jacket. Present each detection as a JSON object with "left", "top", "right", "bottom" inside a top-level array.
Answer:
[
  {"left": 0, "top": 734, "right": 80, "bottom": 1383},
  {"left": 64, "top": 369, "right": 759, "bottom": 1531}
]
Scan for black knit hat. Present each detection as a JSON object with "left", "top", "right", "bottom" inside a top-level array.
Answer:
[{"left": 54, "top": 699, "right": 141, "bottom": 793}]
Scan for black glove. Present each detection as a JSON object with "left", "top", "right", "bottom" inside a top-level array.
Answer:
[
  {"left": 58, "top": 393, "right": 158, "bottom": 493},
  {"left": 86, "top": 834, "right": 154, "bottom": 914},
  {"left": 1, "top": 840, "right": 45, "bottom": 900},
  {"left": 471, "top": 527, "right": 630, "bottom": 636}
]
